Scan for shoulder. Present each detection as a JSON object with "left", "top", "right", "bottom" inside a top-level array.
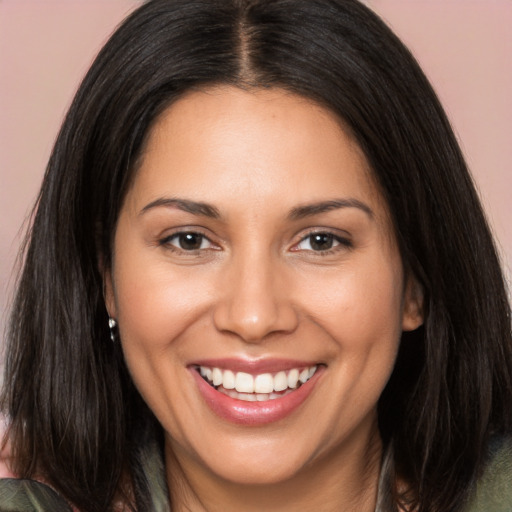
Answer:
[
  {"left": 0, "top": 478, "right": 73, "bottom": 511},
  {"left": 0, "top": 417, "right": 15, "bottom": 479},
  {"left": 0, "top": 423, "right": 73, "bottom": 511},
  {"left": 464, "top": 436, "right": 512, "bottom": 512},
  {"left": 139, "top": 435, "right": 171, "bottom": 512}
]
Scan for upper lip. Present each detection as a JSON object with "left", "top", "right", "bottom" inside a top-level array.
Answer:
[{"left": 190, "top": 358, "right": 321, "bottom": 375}]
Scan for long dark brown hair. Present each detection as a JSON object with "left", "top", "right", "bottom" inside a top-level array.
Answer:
[{"left": 2, "top": 1, "right": 511, "bottom": 511}]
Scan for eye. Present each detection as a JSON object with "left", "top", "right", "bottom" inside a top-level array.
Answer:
[
  {"left": 294, "top": 232, "right": 351, "bottom": 252},
  {"left": 161, "top": 232, "right": 214, "bottom": 251}
]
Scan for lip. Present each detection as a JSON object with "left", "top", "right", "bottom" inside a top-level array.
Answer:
[{"left": 189, "top": 361, "right": 323, "bottom": 426}]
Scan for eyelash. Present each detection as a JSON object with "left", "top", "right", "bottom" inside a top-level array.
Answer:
[
  {"left": 292, "top": 230, "right": 353, "bottom": 256},
  {"left": 158, "top": 230, "right": 216, "bottom": 254},
  {"left": 158, "top": 230, "right": 352, "bottom": 255}
]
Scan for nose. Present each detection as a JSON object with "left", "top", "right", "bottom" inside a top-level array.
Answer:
[{"left": 213, "top": 252, "right": 299, "bottom": 343}]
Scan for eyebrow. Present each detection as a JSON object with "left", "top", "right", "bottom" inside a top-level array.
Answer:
[
  {"left": 139, "top": 196, "right": 373, "bottom": 220},
  {"left": 140, "top": 198, "right": 220, "bottom": 218},
  {"left": 288, "top": 198, "right": 374, "bottom": 220}
]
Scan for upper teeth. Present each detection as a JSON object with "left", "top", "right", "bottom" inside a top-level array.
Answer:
[{"left": 199, "top": 365, "right": 317, "bottom": 393}]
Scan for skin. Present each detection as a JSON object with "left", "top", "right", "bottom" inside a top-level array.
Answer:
[{"left": 105, "top": 86, "right": 423, "bottom": 512}]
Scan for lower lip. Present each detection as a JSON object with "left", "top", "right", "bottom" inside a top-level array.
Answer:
[{"left": 190, "top": 367, "right": 322, "bottom": 426}]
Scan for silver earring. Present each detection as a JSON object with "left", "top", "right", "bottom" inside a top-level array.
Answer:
[{"left": 108, "top": 317, "right": 117, "bottom": 342}]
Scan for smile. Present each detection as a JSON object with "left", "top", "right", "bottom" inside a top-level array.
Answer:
[
  {"left": 190, "top": 361, "right": 323, "bottom": 425},
  {"left": 197, "top": 365, "right": 318, "bottom": 402}
]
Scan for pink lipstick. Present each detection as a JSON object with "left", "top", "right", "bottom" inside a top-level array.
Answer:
[{"left": 189, "top": 359, "right": 323, "bottom": 425}]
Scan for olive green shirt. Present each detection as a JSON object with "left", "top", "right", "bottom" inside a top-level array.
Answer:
[{"left": 1, "top": 437, "right": 511, "bottom": 511}]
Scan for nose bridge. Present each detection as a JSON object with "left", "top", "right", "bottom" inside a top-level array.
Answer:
[{"left": 213, "top": 245, "right": 297, "bottom": 342}]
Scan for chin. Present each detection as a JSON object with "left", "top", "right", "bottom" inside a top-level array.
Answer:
[{"left": 205, "top": 455, "right": 310, "bottom": 486}]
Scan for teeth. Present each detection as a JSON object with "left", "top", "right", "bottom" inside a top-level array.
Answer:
[
  {"left": 198, "top": 364, "right": 318, "bottom": 397},
  {"left": 222, "top": 370, "right": 235, "bottom": 390},
  {"left": 287, "top": 368, "right": 299, "bottom": 389},
  {"left": 235, "top": 372, "right": 254, "bottom": 393},
  {"left": 299, "top": 368, "right": 309, "bottom": 384},
  {"left": 212, "top": 367, "right": 223, "bottom": 386},
  {"left": 254, "top": 373, "right": 273, "bottom": 393},
  {"left": 273, "top": 371, "right": 288, "bottom": 392},
  {"left": 222, "top": 389, "right": 293, "bottom": 402}
]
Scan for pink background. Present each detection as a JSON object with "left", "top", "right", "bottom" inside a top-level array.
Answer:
[{"left": 1, "top": 1, "right": 511, "bottom": 340}]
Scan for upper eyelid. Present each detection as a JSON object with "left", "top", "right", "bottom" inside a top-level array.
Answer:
[
  {"left": 289, "top": 229, "right": 353, "bottom": 254},
  {"left": 294, "top": 227, "right": 351, "bottom": 242},
  {"left": 158, "top": 229, "right": 217, "bottom": 248},
  {"left": 159, "top": 226, "right": 213, "bottom": 240},
  {"left": 156, "top": 227, "right": 351, "bottom": 248},
  {"left": 158, "top": 233, "right": 222, "bottom": 258}
]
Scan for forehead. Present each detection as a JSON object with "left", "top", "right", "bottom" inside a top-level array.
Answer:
[{"left": 128, "top": 86, "right": 389, "bottom": 226}]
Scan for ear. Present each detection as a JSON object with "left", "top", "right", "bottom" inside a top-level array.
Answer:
[
  {"left": 402, "top": 275, "right": 424, "bottom": 332},
  {"left": 101, "top": 263, "right": 118, "bottom": 320}
]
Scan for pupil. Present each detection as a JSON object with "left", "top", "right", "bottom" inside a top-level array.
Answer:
[
  {"left": 310, "top": 233, "right": 333, "bottom": 251},
  {"left": 179, "top": 233, "right": 202, "bottom": 250}
]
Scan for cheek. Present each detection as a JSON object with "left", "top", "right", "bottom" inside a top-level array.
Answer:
[
  {"left": 111, "top": 250, "right": 211, "bottom": 432},
  {"left": 299, "top": 255, "right": 404, "bottom": 383},
  {"left": 351, "top": 266, "right": 403, "bottom": 339},
  {"left": 115, "top": 268, "right": 210, "bottom": 349},
  {"left": 111, "top": 229, "right": 214, "bottom": 354},
  {"left": 308, "top": 262, "right": 402, "bottom": 335}
]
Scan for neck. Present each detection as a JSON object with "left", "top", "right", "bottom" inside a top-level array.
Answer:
[{"left": 165, "top": 422, "right": 382, "bottom": 512}]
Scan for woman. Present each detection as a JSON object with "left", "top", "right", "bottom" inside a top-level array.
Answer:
[{"left": 1, "top": 0, "right": 511, "bottom": 511}]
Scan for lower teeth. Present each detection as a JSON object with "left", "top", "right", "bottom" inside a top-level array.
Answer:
[
  {"left": 203, "top": 378, "right": 301, "bottom": 402},
  {"left": 220, "top": 387, "right": 294, "bottom": 402}
]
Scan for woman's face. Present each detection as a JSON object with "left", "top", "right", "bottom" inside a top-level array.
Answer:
[{"left": 106, "top": 87, "right": 422, "bottom": 487}]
